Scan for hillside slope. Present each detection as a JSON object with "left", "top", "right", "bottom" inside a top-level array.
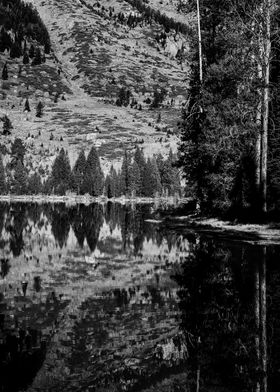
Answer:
[{"left": 0, "top": 0, "right": 193, "bottom": 176}]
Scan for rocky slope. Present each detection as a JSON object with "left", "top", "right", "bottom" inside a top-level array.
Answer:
[{"left": 0, "top": 0, "right": 194, "bottom": 175}]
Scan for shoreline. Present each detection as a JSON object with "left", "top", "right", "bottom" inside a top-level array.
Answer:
[
  {"left": 0, "top": 194, "right": 190, "bottom": 205},
  {"left": 170, "top": 215, "right": 280, "bottom": 244}
]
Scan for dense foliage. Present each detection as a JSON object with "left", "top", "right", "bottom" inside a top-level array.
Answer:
[
  {"left": 0, "top": 0, "right": 50, "bottom": 51},
  {"left": 178, "top": 0, "right": 280, "bottom": 216}
]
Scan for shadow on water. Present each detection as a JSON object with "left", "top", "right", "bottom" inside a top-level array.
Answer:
[
  {"left": 0, "top": 202, "right": 279, "bottom": 391},
  {"left": 172, "top": 234, "right": 280, "bottom": 392}
]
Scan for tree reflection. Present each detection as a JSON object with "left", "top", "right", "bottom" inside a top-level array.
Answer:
[
  {"left": 50, "top": 204, "right": 70, "bottom": 248},
  {"left": 173, "top": 239, "right": 269, "bottom": 392},
  {"left": 84, "top": 204, "right": 103, "bottom": 252},
  {"left": 7, "top": 204, "right": 27, "bottom": 257}
]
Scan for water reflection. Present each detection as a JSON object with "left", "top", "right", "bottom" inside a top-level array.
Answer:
[
  {"left": 0, "top": 202, "right": 278, "bottom": 391},
  {"left": 174, "top": 239, "right": 279, "bottom": 392}
]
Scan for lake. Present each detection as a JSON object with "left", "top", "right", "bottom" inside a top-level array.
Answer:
[{"left": 0, "top": 202, "right": 279, "bottom": 392}]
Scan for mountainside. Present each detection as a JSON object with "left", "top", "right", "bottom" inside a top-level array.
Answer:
[{"left": 0, "top": 0, "right": 194, "bottom": 178}]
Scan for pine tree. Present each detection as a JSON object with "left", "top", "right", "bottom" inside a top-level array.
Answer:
[
  {"left": 178, "top": 0, "right": 263, "bottom": 211},
  {"left": 12, "top": 160, "right": 27, "bottom": 195},
  {"left": 36, "top": 101, "right": 43, "bottom": 118},
  {"left": 2, "top": 62, "right": 8, "bottom": 80},
  {"left": 2, "top": 115, "right": 13, "bottom": 136},
  {"left": 134, "top": 146, "right": 146, "bottom": 195},
  {"left": 10, "top": 41, "right": 22, "bottom": 58},
  {"left": 157, "top": 112, "right": 161, "bottom": 123},
  {"left": 23, "top": 51, "right": 29, "bottom": 64},
  {"left": 142, "top": 158, "right": 162, "bottom": 197},
  {"left": 24, "top": 98, "right": 30, "bottom": 112},
  {"left": 11, "top": 137, "right": 25, "bottom": 166},
  {"left": 0, "top": 154, "right": 6, "bottom": 194},
  {"left": 83, "top": 146, "right": 104, "bottom": 196},
  {"left": 50, "top": 148, "right": 72, "bottom": 195},
  {"left": 129, "top": 161, "right": 141, "bottom": 196},
  {"left": 72, "top": 150, "right": 87, "bottom": 194},
  {"left": 105, "top": 165, "right": 118, "bottom": 198}
]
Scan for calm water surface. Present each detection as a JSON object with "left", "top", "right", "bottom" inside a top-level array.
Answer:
[{"left": 0, "top": 202, "right": 279, "bottom": 392}]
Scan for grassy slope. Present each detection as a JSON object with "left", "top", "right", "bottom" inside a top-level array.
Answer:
[{"left": 0, "top": 0, "right": 192, "bottom": 177}]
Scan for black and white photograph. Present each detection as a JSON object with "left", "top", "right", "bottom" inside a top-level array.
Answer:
[{"left": 0, "top": 0, "right": 278, "bottom": 391}]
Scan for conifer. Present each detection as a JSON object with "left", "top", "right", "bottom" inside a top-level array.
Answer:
[
  {"left": 2, "top": 115, "right": 13, "bottom": 135},
  {"left": 11, "top": 138, "right": 25, "bottom": 166},
  {"left": 36, "top": 101, "right": 44, "bottom": 118},
  {"left": 24, "top": 98, "right": 30, "bottom": 112},
  {"left": 50, "top": 148, "right": 72, "bottom": 195},
  {"left": 23, "top": 51, "right": 29, "bottom": 64},
  {"left": 12, "top": 160, "right": 27, "bottom": 195},
  {"left": 83, "top": 146, "right": 104, "bottom": 196},
  {"left": 72, "top": 150, "right": 87, "bottom": 194},
  {"left": 2, "top": 62, "right": 8, "bottom": 80},
  {"left": 0, "top": 154, "right": 6, "bottom": 194},
  {"left": 28, "top": 172, "right": 42, "bottom": 194}
]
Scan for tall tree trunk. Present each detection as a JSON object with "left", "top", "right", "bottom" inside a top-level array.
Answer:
[
  {"left": 260, "top": 0, "right": 272, "bottom": 215},
  {"left": 196, "top": 0, "right": 203, "bottom": 83}
]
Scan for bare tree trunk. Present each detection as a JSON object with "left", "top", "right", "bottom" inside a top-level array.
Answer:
[
  {"left": 256, "top": 43, "right": 262, "bottom": 211},
  {"left": 196, "top": 0, "right": 203, "bottom": 83},
  {"left": 260, "top": 0, "right": 272, "bottom": 215}
]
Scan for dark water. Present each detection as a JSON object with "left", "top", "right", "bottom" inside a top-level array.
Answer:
[{"left": 0, "top": 202, "right": 279, "bottom": 392}]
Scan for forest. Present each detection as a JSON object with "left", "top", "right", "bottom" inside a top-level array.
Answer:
[
  {"left": 0, "top": 138, "right": 181, "bottom": 198},
  {"left": 178, "top": 0, "right": 280, "bottom": 220}
]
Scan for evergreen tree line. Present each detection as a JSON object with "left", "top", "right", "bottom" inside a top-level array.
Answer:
[
  {"left": 0, "top": 140, "right": 181, "bottom": 197},
  {"left": 1, "top": 39, "right": 47, "bottom": 73},
  {"left": 105, "top": 146, "right": 181, "bottom": 197},
  {"left": 124, "top": 0, "right": 192, "bottom": 35},
  {"left": 0, "top": 0, "right": 51, "bottom": 53},
  {"left": 80, "top": 0, "right": 192, "bottom": 35},
  {"left": 178, "top": 0, "right": 280, "bottom": 217}
]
